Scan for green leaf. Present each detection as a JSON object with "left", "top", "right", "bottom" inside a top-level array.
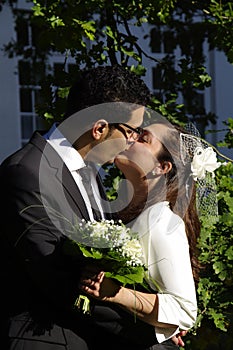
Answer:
[
  {"left": 105, "top": 266, "right": 145, "bottom": 285},
  {"left": 73, "top": 19, "right": 96, "bottom": 40},
  {"left": 57, "top": 87, "right": 70, "bottom": 99},
  {"left": 32, "top": 3, "right": 45, "bottom": 17},
  {"left": 44, "top": 112, "right": 54, "bottom": 120},
  {"left": 130, "top": 64, "right": 146, "bottom": 76},
  {"left": 225, "top": 245, "right": 233, "bottom": 260},
  {"left": 79, "top": 245, "right": 103, "bottom": 259},
  {"left": 49, "top": 15, "right": 65, "bottom": 28}
]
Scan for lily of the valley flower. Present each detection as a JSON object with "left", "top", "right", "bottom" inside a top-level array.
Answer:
[
  {"left": 120, "top": 238, "right": 144, "bottom": 266},
  {"left": 191, "top": 147, "right": 221, "bottom": 181}
]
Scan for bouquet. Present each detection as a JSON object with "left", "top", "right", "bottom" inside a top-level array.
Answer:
[{"left": 63, "top": 219, "right": 149, "bottom": 314}]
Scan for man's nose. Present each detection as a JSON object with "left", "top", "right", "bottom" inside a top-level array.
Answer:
[{"left": 125, "top": 139, "right": 135, "bottom": 149}]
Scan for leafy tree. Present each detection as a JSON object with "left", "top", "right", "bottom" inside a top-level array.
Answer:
[{"left": 4, "top": 0, "right": 232, "bottom": 125}]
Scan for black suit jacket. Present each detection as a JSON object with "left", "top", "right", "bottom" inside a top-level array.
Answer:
[{"left": 0, "top": 132, "right": 162, "bottom": 350}]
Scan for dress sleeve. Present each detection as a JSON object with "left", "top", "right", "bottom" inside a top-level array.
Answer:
[{"left": 145, "top": 204, "right": 197, "bottom": 342}]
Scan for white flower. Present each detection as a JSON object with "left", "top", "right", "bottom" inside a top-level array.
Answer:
[
  {"left": 120, "top": 238, "right": 144, "bottom": 266},
  {"left": 73, "top": 219, "right": 141, "bottom": 254},
  {"left": 89, "top": 221, "right": 110, "bottom": 240},
  {"left": 191, "top": 147, "right": 221, "bottom": 181},
  {"left": 76, "top": 220, "right": 143, "bottom": 265}
]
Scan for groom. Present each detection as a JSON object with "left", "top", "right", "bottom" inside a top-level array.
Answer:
[{"left": 0, "top": 65, "right": 184, "bottom": 349}]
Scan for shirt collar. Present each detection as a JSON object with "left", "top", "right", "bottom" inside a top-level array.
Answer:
[{"left": 44, "top": 123, "right": 86, "bottom": 172}]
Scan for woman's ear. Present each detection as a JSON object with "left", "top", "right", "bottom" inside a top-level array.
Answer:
[
  {"left": 152, "top": 161, "right": 172, "bottom": 176},
  {"left": 92, "top": 119, "right": 108, "bottom": 140},
  {"left": 161, "top": 161, "right": 172, "bottom": 174}
]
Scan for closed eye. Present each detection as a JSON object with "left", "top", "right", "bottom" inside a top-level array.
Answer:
[{"left": 138, "top": 131, "right": 150, "bottom": 143}]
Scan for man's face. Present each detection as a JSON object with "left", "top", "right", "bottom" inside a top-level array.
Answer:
[{"left": 87, "top": 106, "right": 145, "bottom": 165}]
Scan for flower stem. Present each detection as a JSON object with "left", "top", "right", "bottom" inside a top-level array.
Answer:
[{"left": 74, "top": 295, "right": 92, "bottom": 315}]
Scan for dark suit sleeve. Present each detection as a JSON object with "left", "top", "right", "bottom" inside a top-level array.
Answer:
[{"left": 0, "top": 161, "right": 83, "bottom": 314}]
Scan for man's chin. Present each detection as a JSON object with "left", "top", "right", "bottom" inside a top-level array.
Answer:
[{"left": 105, "top": 159, "right": 114, "bottom": 164}]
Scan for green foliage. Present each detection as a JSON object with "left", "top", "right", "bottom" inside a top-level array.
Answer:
[
  {"left": 196, "top": 160, "right": 233, "bottom": 334},
  {"left": 217, "top": 118, "right": 233, "bottom": 149},
  {"left": 102, "top": 164, "right": 123, "bottom": 201},
  {"left": 204, "top": 0, "right": 233, "bottom": 63},
  {"left": 4, "top": 0, "right": 229, "bottom": 125}
]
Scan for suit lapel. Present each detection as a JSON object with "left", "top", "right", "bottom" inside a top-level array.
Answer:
[{"left": 29, "top": 131, "right": 90, "bottom": 221}]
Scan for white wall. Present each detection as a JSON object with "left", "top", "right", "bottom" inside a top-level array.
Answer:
[
  {"left": 0, "top": 4, "right": 21, "bottom": 162},
  {"left": 207, "top": 50, "right": 233, "bottom": 159}
]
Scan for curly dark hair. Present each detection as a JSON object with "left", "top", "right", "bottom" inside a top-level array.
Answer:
[{"left": 64, "top": 65, "right": 152, "bottom": 119}]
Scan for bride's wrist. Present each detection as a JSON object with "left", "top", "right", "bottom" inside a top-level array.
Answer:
[{"left": 108, "top": 285, "right": 127, "bottom": 305}]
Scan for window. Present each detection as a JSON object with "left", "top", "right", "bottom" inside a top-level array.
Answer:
[
  {"left": 152, "top": 66, "right": 163, "bottom": 91},
  {"left": 150, "top": 26, "right": 176, "bottom": 54},
  {"left": 18, "top": 58, "right": 47, "bottom": 144},
  {"left": 184, "top": 92, "right": 206, "bottom": 136},
  {"left": 150, "top": 27, "right": 162, "bottom": 53},
  {"left": 16, "top": 10, "right": 77, "bottom": 145},
  {"left": 16, "top": 10, "right": 48, "bottom": 145}
]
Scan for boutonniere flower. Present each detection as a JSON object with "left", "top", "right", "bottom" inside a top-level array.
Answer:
[{"left": 191, "top": 147, "right": 222, "bottom": 181}]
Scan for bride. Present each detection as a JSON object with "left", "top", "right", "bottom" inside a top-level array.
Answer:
[{"left": 80, "top": 122, "right": 201, "bottom": 348}]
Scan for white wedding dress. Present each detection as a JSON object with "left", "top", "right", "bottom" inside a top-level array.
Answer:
[{"left": 131, "top": 201, "right": 197, "bottom": 343}]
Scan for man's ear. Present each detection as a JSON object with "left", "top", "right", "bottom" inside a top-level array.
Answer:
[{"left": 92, "top": 119, "right": 108, "bottom": 140}]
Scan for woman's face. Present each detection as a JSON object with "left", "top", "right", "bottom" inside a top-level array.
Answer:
[{"left": 115, "top": 123, "right": 169, "bottom": 179}]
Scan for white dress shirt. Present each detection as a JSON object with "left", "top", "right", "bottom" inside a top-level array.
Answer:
[
  {"left": 131, "top": 201, "right": 197, "bottom": 343},
  {"left": 43, "top": 123, "right": 104, "bottom": 220}
]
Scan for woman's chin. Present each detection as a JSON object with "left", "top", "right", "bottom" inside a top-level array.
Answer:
[{"left": 114, "top": 154, "right": 128, "bottom": 168}]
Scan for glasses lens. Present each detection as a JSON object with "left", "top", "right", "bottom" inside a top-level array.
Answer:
[
  {"left": 132, "top": 127, "right": 144, "bottom": 140},
  {"left": 111, "top": 123, "right": 144, "bottom": 140}
]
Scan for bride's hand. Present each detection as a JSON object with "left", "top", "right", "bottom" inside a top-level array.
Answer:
[
  {"left": 79, "top": 266, "right": 120, "bottom": 301},
  {"left": 171, "top": 330, "right": 188, "bottom": 347}
]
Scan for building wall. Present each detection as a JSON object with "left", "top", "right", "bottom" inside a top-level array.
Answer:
[
  {"left": 0, "top": 3, "right": 232, "bottom": 163},
  {"left": 0, "top": 4, "right": 21, "bottom": 162},
  {"left": 214, "top": 51, "right": 233, "bottom": 157}
]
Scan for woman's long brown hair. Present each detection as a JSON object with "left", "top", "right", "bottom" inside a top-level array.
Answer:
[{"left": 154, "top": 124, "right": 201, "bottom": 284}]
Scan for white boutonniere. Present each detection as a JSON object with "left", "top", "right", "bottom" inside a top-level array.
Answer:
[{"left": 191, "top": 147, "right": 222, "bottom": 181}]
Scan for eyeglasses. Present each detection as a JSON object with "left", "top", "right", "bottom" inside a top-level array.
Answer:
[{"left": 110, "top": 123, "right": 144, "bottom": 140}]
